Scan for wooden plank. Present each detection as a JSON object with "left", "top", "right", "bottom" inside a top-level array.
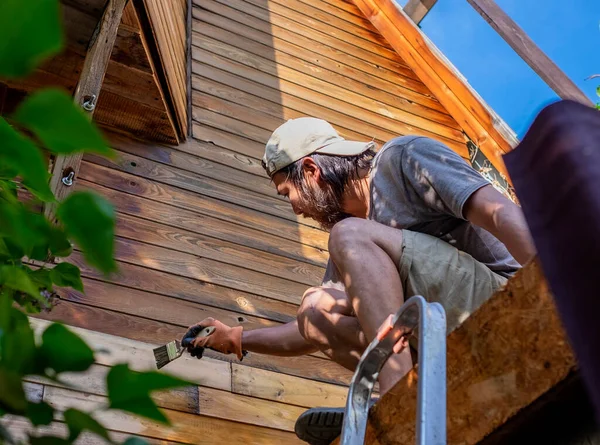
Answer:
[
  {"left": 102, "top": 235, "right": 309, "bottom": 304},
  {"left": 109, "top": 212, "right": 324, "bottom": 286},
  {"left": 403, "top": 0, "right": 438, "bottom": 25},
  {"left": 93, "top": 90, "right": 178, "bottom": 145},
  {"left": 191, "top": 66, "right": 395, "bottom": 148},
  {"left": 27, "top": 364, "right": 200, "bottom": 415},
  {"left": 44, "top": 386, "right": 304, "bottom": 444},
  {"left": 56, "top": 277, "right": 281, "bottom": 330},
  {"left": 197, "top": 386, "right": 305, "bottom": 432},
  {"left": 466, "top": 0, "right": 592, "bottom": 105},
  {"left": 190, "top": 45, "right": 470, "bottom": 154},
  {"left": 192, "top": 17, "right": 459, "bottom": 127},
  {"left": 192, "top": 75, "right": 388, "bottom": 147},
  {"left": 351, "top": 0, "right": 516, "bottom": 179},
  {"left": 193, "top": 7, "right": 445, "bottom": 112},
  {"left": 77, "top": 160, "right": 330, "bottom": 251},
  {"left": 343, "top": 260, "right": 577, "bottom": 445},
  {"left": 33, "top": 305, "right": 353, "bottom": 385},
  {"left": 173, "top": 125, "right": 265, "bottom": 177},
  {"left": 27, "top": 365, "right": 305, "bottom": 432},
  {"left": 193, "top": 0, "right": 436, "bottom": 98},
  {"left": 200, "top": 0, "right": 413, "bottom": 78},
  {"left": 62, "top": 0, "right": 108, "bottom": 18},
  {"left": 81, "top": 179, "right": 327, "bottom": 267},
  {"left": 1, "top": 418, "right": 179, "bottom": 445},
  {"left": 85, "top": 149, "right": 324, "bottom": 229},
  {"left": 294, "top": 0, "right": 382, "bottom": 32},
  {"left": 137, "top": 0, "right": 189, "bottom": 137},
  {"left": 44, "top": 0, "right": 129, "bottom": 221},
  {"left": 232, "top": 364, "right": 348, "bottom": 408},
  {"left": 29, "top": 317, "right": 232, "bottom": 391},
  {"left": 68, "top": 249, "right": 298, "bottom": 323},
  {"left": 106, "top": 124, "right": 287, "bottom": 200},
  {"left": 258, "top": 0, "right": 394, "bottom": 51},
  {"left": 121, "top": 1, "right": 139, "bottom": 27},
  {"left": 203, "top": 0, "right": 400, "bottom": 61}
]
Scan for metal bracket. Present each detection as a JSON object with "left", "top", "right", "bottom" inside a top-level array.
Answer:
[
  {"left": 61, "top": 171, "right": 75, "bottom": 187},
  {"left": 82, "top": 94, "right": 97, "bottom": 112},
  {"left": 340, "top": 295, "right": 447, "bottom": 445}
]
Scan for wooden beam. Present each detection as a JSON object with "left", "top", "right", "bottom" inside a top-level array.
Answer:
[
  {"left": 44, "top": 0, "right": 129, "bottom": 221},
  {"left": 466, "top": 0, "right": 592, "bottom": 106},
  {"left": 334, "top": 260, "right": 576, "bottom": 444},
  {"left": 403, "top": 0, "right": 437, "bottom": 25},
  {"left": 352, "top": 0, "right": 517, "bottom": 180}
]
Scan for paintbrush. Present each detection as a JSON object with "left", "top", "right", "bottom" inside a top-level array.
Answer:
[{"left": 153, "top": 325, "right": 216, "bottom": 369}]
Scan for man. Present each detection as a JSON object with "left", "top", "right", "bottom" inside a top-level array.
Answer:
[{"left": 188, "top": 118, "right": 535, "bottom": 443}]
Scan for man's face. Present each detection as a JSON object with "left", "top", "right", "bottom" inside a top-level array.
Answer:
[{"left": 272, "top": 170, "right": 348, "bottom": 230}]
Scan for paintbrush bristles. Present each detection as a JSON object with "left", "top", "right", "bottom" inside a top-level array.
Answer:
[{"left": 153, "top": 340, "right": 183, "bottom": 369}]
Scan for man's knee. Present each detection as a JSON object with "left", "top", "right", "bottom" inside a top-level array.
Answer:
[
  {"left": 328, "top": 217, "right": 370, "bottom": 260},
  {"left": 296, "top": 287, "right": 350, "bottom": 347},
  {"left": 329, "top": 218, "right": 404, "bottom": 267}
]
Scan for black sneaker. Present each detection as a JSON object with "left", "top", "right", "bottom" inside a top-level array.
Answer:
[{"left": 294, "top": 399, "right": 378, "bottom": 445}]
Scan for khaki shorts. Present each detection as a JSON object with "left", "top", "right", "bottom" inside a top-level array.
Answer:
[{"left": 399, "top": 229, "right": 508, "bottom": 334}]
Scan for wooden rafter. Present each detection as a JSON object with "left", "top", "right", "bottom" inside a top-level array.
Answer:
[
  {"left": 44, "top": 0, "right": 129, "bottom": 221},
  {"left": 403, "top": 0, "right": 437, "bottom": 25},
  {"left": 467, "top": 0, "right": 592, "bottom": 106},
  {"left": 352, "top": 0, "right": 517, "bottom": 179},
  {"left": 334, "top": 260, "right": 576, "bottom": 444}
]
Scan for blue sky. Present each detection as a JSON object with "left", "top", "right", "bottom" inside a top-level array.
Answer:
[{"left": 396, "top": 0, "right": 600, "bottom": 137}]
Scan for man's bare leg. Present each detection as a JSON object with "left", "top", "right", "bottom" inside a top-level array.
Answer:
[
  {"left": 297, "top": 286, "right": 369, "bottom": 371},
  {"left": 328, "top": 218, "right": 412, "bottom": 394}
]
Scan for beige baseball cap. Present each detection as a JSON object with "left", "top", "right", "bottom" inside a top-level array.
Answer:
[{"left": 263, "top": 117, "right": 373, "bottom": 177}]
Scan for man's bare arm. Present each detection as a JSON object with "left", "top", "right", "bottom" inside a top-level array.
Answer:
[
  {"left": 464, "top": 184, "right": 536, "bottom": 265},
  {"left": 242, "top": 320, "right": 319, "bottom": 356}
]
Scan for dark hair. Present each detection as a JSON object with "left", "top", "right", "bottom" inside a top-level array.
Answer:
[
  {"left": 273, "top": 145, "right": 376, "bottom": 229},
  {"left": 278, "top": 145, "right": 377, "bottom": 196}
]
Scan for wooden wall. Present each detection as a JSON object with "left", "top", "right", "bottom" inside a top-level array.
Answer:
[{"left": 190, "top": 0, "right": 471, "bottom": 160}]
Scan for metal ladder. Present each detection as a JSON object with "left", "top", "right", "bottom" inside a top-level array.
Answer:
[{"left": 340, "top": 295, "right": 447, "bottom": 445}]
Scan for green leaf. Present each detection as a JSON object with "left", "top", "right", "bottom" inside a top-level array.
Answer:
[
  {"left": 64, "top": 408, "right": 110, "bottom": 442},
  {"left": 596, "top": 85, "right": 600, "bottom": 98},
  {"left": 12, "top": 89, "right": 112, "bottom": 156},
  {"left": 0, "top": 238, "right": 24, "bottom": 261},
  {"left": 122, "top": 438, "right": 149, "bottom": 445},
  {"left": 29, "top": 436, "right": 71, "bottom": 445},
  {"left": 28, "top": 269, "right": 53, "bottom": 290},
  {"left": 0, "top": 295, "right": 37, "bottom": 374},
  {"left": 50, "top": 262, "right": 83, "bottom": 292},
  {"left": 0, "top": 265, "right": 41, "bottom": 299},
  {"left": 0, "top": 368, "right": 27, "bottom": 413},
  {"left": 26, "top": 401, "right": 54, "bottom": 426},
  {"left": 0, "top": 119, "right": 53, "bottom": 202},
  {"left": 37, "top": 323, "right": 94, "bottom": 374},
  {"left": 57, "top": 192, "right": 117, "bottom": 274},
  {"left": 107, "top": 364, "right": 190, "bottom": 424},
  {"left": 0, "top": 0, "right": 63, "bottom": 78},
  {"left": 48, "top": 228, "right": 72, "bottom": 258}
]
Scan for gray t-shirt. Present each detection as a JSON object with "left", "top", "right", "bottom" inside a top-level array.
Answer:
[{"left": 323, "top": 136, "right": 520, "bottom": 287}]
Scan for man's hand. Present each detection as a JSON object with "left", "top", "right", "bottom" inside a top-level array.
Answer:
[{"left": 186, "top": 318, "right": 244, "bottom": 360}]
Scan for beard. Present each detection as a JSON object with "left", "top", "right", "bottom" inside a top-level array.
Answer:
[{"left": 297, "top": 181, "right": 351, "bottom": 231}]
